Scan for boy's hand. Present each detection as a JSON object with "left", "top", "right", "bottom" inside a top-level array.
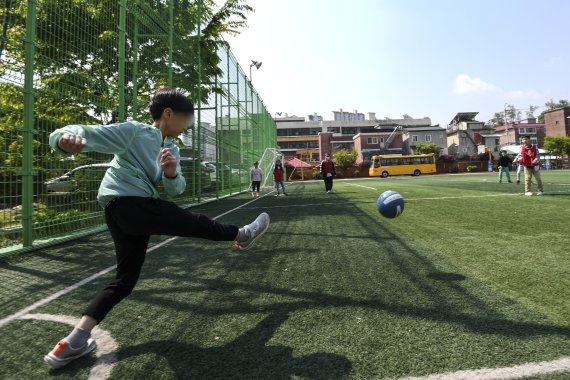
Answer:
[
  {"left": 58, "top": 133, "right": 86, "bottom": 154},
  {"left": 161, "top": 148, "right": 177, "bottom": 178}
]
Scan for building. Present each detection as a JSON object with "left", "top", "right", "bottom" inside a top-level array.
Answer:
[
  {"left": 494, "top": 118, "right": 546, "bottom": 147},
  {"left": 403, "top": 125, "right": 447, "bottom": 155},
  {"left": 543, "top": 107, "right": 570, "bottom": 137},
  {"left": 276, "top": 111, "right": 443, "bottom": 163},
  {"left": 352, "top": 129, "right": 405, "bottom": 162},
  {"left": 275, "top": 115, "right": 322, "bottom": 162},
  {"left": 330, "top": 109, "right": 365, "bottom": 121},
  {"left": 447, "top": 112, "right": 496, "bottom": 158}
]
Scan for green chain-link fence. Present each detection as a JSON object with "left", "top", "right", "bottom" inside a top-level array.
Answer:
[{"left": 0, "top": 0, "right": 277, "bottom": 257}]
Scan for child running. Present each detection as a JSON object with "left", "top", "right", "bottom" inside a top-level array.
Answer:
[{"left": 43, "top": 87, "right": 270, "bottom": 369}]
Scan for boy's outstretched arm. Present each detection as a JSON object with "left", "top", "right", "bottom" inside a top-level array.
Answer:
[{"left": 49, "top": 123, "right": 138, "bottom": 156}]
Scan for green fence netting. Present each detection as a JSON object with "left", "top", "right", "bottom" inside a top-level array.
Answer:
[{"left": 0, "top": 0, "right": 277, "bottom": 256}]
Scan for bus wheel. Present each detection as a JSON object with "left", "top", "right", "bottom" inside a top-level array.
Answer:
[
  {"left": 381, "top": 171, "right": 389, "bottom": 178},
  {"left": 413, "top": 169, "right": 421, "bottom": 176}
]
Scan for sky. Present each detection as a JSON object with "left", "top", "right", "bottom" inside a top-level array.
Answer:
[{"left": 223, "top": 0, "right": 570, "bottom": 127}]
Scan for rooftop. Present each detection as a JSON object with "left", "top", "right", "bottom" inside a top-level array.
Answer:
[{"left": 449, "top": 112, "right": 480, "bottom": 125}]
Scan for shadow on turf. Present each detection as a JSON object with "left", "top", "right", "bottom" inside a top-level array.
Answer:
[
  {"left": 117, "top": 306, "right": 352, "bottom": 379},
  {"left": 427, "top": 272, "right": 466, "bottom": 282},
  {"left": 129, "top": 192, "right": 570, "bottom": 342},
  {"left": 26, "top": 185, "right": 570, "bottom": 378}
]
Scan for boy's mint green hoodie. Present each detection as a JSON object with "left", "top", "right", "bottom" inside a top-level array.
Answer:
[{"left": 49, "top": 121, "right": 186, "bottom": 208}]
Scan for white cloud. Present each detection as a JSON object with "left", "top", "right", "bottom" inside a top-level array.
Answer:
[
  {"left": 453, "top": 74, "right": 499, "bottom": 94},
  {"left": 453, "top": 74, "right": 542, "bottom": 101}
]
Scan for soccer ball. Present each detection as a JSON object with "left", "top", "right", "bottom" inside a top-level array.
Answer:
[{"left": 377, "top": 190, "right": 405, "bottom": 218}]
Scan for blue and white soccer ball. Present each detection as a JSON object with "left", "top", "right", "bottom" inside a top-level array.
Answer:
[{"left": 377, "top": 190, "right": 405, "bottom": 218}]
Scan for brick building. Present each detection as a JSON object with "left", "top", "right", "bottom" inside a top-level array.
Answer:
[
  {"left": 543, "top": 107, "right": 570, "bottom": 137},
  {"left": 494, "top": 118, "right": 546, "bottom": 147}
]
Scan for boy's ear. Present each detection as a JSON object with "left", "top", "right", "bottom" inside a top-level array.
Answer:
[{"left": 163, "top": 107, "right": 173, "bottom": 120}]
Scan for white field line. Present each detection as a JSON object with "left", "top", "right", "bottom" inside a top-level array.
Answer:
[
  {"left": 245, "top": 190, "right": 570, "bottom": 210},
  {"left": 19, "top": 313, "right": 118, "bottom": 380},
  {"left": 0, "top": 191, "right": 275, "bottom": 329},
  {"left": 343, "top": 182, "right": 378, "bottom": 190},
  {"left": 245, "top": 201, "right": 370, "bottom": 209},
  {"left": 407, "top": 193, "right": 521, "bottom": 201},
  {"left": 397, "top": 356, "right": 570, "bottom": 380}
]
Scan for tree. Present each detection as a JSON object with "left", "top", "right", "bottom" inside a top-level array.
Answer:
[
  {"left": 543, "top": 136, "right": 570, "bottom": 167},
  {"left": 543, "top": 136, "right": 566, "bottom": 156},
  {"left": 505, "top": 104, "right": 521, "bottom": 124},
  {"left": 538, "top": 99, "right": 570, "bottom": 122},
  {"left": 415, "top": 143, "right": 441, "bottom": 156},
  {"left": 526, "top": 105, "right": 539, "bottom": 119},
  {"left": 0, "top": 0, "right": 254, "bottom": 203},
  {"left": 489, "top": 112, "right": 505, "bottom": 127},
  {"left": 333, "top": 149, "right": 357, "bottom": 171}
]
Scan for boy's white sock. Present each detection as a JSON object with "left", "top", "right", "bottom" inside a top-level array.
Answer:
[{"left": 65, "top": 327, "right": 91, "bottom": 349}]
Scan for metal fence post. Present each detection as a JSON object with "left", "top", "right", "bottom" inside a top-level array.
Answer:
[
  {"left": 132, "top": 19, "right": 139, "bottom": 118},
  {"left": 21, "top": 0, "right": 38, "bottom": 247},
  {"left": 167, "top": 0, "right": 173, "bottom": 86},
  {"left": 118, "top": 0, "right": 127, "bottom": 122},
  {"left": 196, "top": 0, "right": 202, "bottom": 202}
]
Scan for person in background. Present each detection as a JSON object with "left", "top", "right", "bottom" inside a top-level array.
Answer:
[
  {"left": 319, "top": 153, "right": 336, "bottom": 194},
  {"left": 519, "top": 135, "right": 544, "bottom": 196},
  {"left": 512, "top": 151, "right": 524, "bottom": 184},
  {"left": 274, "top": 159, "right": 287, "bottom": 196},
  {"left": 250, "top": 161, "right": 263, "bottom": 197},
  {"left": 497, "top": 150, "right": 512, "bottom": 183}
]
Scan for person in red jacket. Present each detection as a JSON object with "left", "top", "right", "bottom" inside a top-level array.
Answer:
[
  {"left": 319, "top": 153, "right": 336, "bottom": 193},
  {"left": 273, "top": 159, "right": 287, "bottom": 196},
  {"left": 520, "top": 135, "right": 544, "bottom": 196}
]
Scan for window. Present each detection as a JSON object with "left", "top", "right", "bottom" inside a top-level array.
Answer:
[
  {"left": 367, "top": 137, "right": 378, "bottom": 144},
  {"left": 495, "top": 138, "right": 500, "bottom": 145},
  {"left": 523, "top": 127, "right": 536, "bottom": 134},
  {"left": 379, "top": 137, "right": 385, "bottom": 143},
  {"left": 412, "top": 135, "right": 418, "bottom": 142},
  {"left": 530, "top": 137, "right": 538, "bottom": 145},
  {"left": 425, "top": 135, "right": 432, "bottom": 142}
]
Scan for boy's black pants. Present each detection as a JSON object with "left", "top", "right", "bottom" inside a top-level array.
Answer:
[
  {"left": 84, "top": 197, "right": 239, "bottom": 323},
  {"left": 323, "top": 175, "right": 333, "bottom": 191}
]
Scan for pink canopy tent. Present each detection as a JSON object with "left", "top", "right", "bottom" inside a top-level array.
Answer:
[{"left": 285, "top": 157, "right": 313, "bottom": 168}]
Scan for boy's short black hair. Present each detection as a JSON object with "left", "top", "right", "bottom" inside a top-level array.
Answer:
[
  {"left": 149, "top": 87, "right": 194, "bottom": 120},
  {"left": 522, "top": 135, "right": 531, "bottom": 139}
]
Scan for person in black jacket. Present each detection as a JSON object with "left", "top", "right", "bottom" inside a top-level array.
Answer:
[
  {"left": 319, "top": 154, "right": 336, "bottom": 193},
  {"left": 497, "top": 150, "right": 512, "bottom": 183}
]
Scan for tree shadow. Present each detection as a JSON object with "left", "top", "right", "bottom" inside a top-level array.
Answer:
[
  {"left": 129, "top": 191, "right": 570, "bottom": 340},
  {"left": 9, "top": 183, "right": 570, "bottom": 378},
  {"left": 117, "top": 306, "right": 351, "bottom": 379}
]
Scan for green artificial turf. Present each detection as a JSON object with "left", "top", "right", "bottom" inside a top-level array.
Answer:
[{"left": 0, "top": 171, "right": 568, "bottom": 379}]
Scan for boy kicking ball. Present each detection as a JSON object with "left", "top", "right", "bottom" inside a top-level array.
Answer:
[{"left": 43, "top": 87, "right": 269, "bottom": 369}]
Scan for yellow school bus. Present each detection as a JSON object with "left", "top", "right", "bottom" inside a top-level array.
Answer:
[{"left": 369, "top": 154, "right": 436, "bottom": 177}]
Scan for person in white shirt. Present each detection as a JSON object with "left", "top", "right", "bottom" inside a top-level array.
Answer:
[
  {"left": 250, "top": 161, "right": 263, "bottom": 197},
  {"left": 512, "top": 152, "right": 524, "bottom": 184}
]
